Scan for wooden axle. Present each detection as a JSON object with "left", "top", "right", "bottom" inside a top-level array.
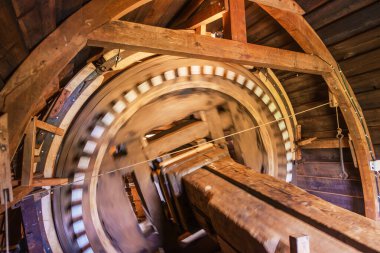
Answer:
[{"left": 159, "top": 146, "right": 380, "bottom": 253}]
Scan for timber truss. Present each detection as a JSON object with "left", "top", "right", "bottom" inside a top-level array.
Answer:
[{"left": 0, "top": 0, "right": 378, "bottom": 223}]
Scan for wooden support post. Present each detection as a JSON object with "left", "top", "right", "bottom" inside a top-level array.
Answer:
[
  {"left": 21, "top": 117, "right": 36, "bottom": 186},
  {"left": 195, "top": 24, "right": 207, "bottom": 35},
  {"left": 295, "top": 125, "right": 302, "bottom": 160},
  {"left": 290, "top": 235, "right": 310, "bottom": 253},
  {"left": 223, "top": 0, "right": 247, "bottom": 42},
  {"left": 0, "top": 114, "right": 13, "bottom": 204}
]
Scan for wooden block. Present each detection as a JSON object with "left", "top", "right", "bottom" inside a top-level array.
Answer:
[{"left": 290, "top": 235, "right": 310, "bottom": 253}]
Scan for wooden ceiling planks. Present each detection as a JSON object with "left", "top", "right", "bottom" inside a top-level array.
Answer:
[
  {"left": 317, "top": 2, "right": 380, "bottom": 46},
  {"left": 0, "top": 0, "right": 28, "bottom": 81},
  {"left": 12, "top": 0, "right": 56, "bottom": 49},
  {"left": 304, "top": 0, "right": 377, "bottom": 31}
]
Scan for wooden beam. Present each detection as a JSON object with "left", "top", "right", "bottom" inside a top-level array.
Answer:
[
  {"left": 300, "top": 138, "right": 349, "bottom": 149},
  {"left": 191, "top": 157, "right": 380, "bottom": 252},
  {"left": 256, "top": 0, "right": 378, "bottom": 220},
  {"left": 35, "top": 120, "right": 64, "bottom": 136},
  {"left": 223, "top": 0, "right": 247, "bottom": 42},
  {"left": 297, "top": 137, "right": 317, "bottom": 147},
  {"left": 144, "top": 121, "right": 209, "bottom": 159},
  {"left": 21, "top": 117, "right": 36, "bottom": 186},
  {"left": 31, "top": 178, "right": 68, "bottom": 187},
  {"left": 175, "top": 0, "right": 228, "bottom": 29},
  {"left": 88, "top": 21, "right": 330, "bottom": 74},
  {"left": 250, "top": 0, "right": 305, "bottom": 15},
  {"left": 1, "top": 0, "right": 152, "bottom": 159},
  {"left": 0, "top": 114, "right": 13, "bottom": 204}
]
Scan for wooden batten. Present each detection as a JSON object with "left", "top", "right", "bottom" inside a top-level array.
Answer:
[
  {"left": 21, "top": 117, "right": 36, "bottom": 186},
  {"left": 35, "top": 120, "right": 65, "bottom": 136},
  {"left": 31, "top": 178, "right": 68, "bottom": 187},
  {"left": 299, "top": 138, "right": 349, "bottom": 149}
]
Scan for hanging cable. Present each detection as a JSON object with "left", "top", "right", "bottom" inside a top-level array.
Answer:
[{"left": 336, "top": 107, "right": 348, "bottom": 179}]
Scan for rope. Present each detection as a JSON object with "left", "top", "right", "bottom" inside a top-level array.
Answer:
[
  {"left": 19, "top": 101, "right": 330, "bottom": 199},
  {"left": 335, "top": 107, "right": 348, "bottom": 179}
]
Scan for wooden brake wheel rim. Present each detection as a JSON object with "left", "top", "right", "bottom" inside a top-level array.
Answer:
[{"left": 40, "top": 55, "right": 295, "bottom": 252}]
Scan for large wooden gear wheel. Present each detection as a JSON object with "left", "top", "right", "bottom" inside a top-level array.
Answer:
[{"left": 38, "top": 54, "right": 296, "bottom": 252}]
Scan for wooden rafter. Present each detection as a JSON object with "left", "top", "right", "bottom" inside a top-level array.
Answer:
[
  {"left": 251, "top": 0, "right": 305, "bottom": 15},
  {"left": 87, "top": 21, "right": 330, "bottom": 74}
]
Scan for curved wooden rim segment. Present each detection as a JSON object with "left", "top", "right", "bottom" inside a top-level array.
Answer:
[{"left": 255, "top": 1, "right": 378, "bottom": 219}]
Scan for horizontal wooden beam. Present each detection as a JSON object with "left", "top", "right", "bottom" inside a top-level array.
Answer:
[
  {"left": 31, "top": 178, "right": 69, "bottom": 187},
  {"left": 144, "top": 121, "right": 209, "bottom": 159},
  {"left": 35, "top": 120, "right": 65, "bottom": 136},
  {"left": 87, "top": 21, "right": 330, "bottom": 74},
  {"left": 300, "top": 138, "right": 349, "bottom": 149},
  {"left": 250, "top": 0, "right": 305, "bottom": 15}
]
